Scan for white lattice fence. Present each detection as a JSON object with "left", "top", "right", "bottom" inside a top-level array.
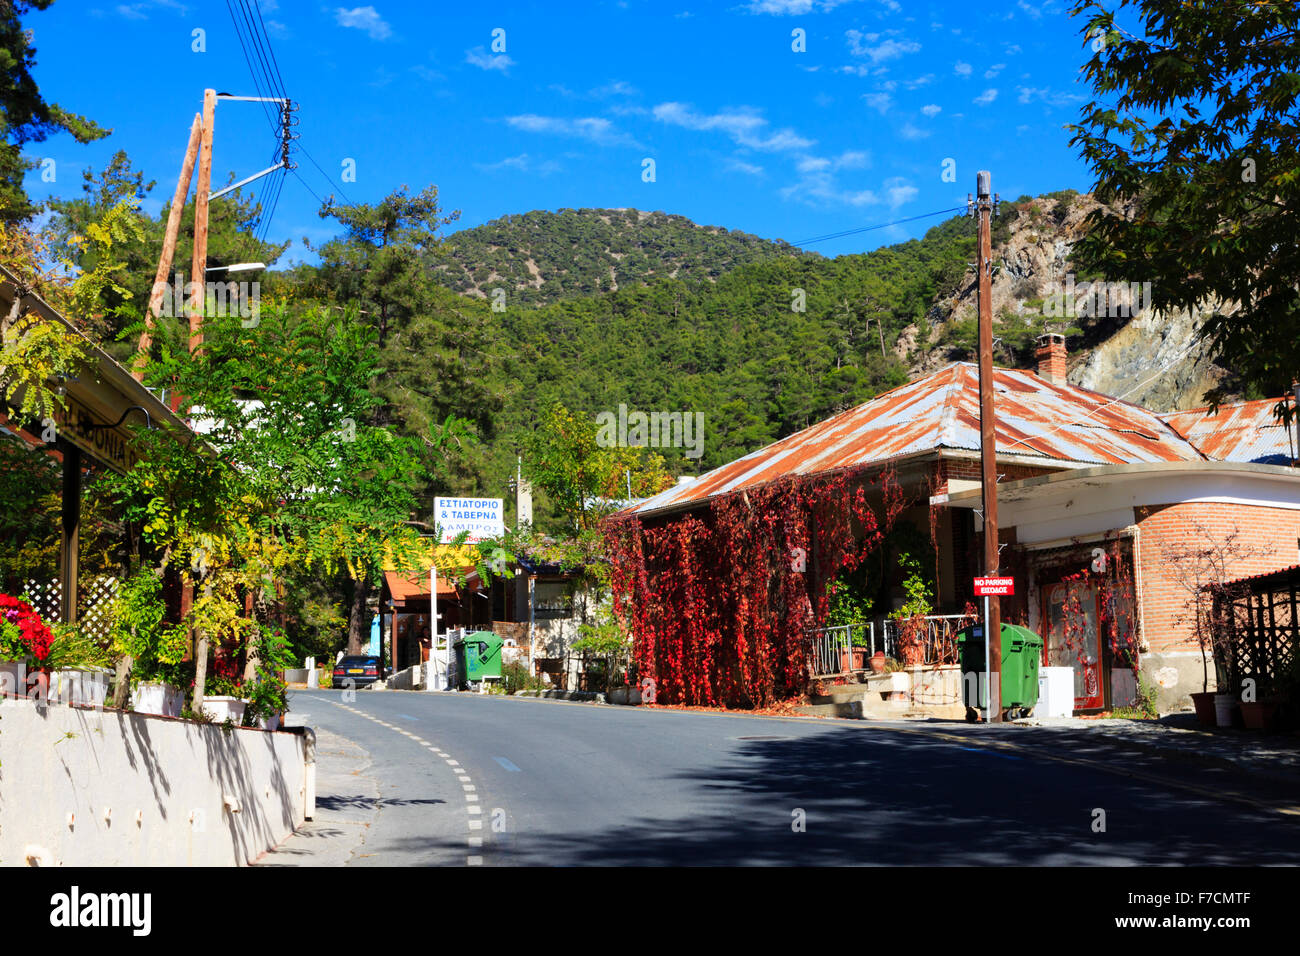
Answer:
[
  {"left": 22, "top": 579, "right": 59, "bottom": 621},
  {"left": 22, "top": 576, "right": 119, "bottom": 638},
  {"left": 80, "top": 576, "right": 119, "bottom": 640}
]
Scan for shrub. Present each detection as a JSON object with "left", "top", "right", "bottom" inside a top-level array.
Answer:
[{"left": 500, "top": 659, "right": 546, "bottom": 694}]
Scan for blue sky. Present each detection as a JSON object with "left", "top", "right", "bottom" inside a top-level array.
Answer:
[{"left": 28, "top": 0, "right": 1100, "bottom": 264}]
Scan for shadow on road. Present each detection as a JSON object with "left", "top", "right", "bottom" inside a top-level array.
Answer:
[{"left": 495, "top": 728, "right": 1300, "bottom": 866}]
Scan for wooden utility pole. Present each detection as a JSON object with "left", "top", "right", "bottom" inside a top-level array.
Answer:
[
  {"left": 188, "top": 88, "right": 217, "bottom": 355},
  {"left": 975, "top": 170, "right": 1003, "bottom": 721},
  {"left": 135, "top": 113, "right": 202, "bottom": 382}
]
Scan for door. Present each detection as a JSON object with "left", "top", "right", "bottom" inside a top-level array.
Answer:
[{"left": 1043, "top": 581, "right": 1105, "bottom": 710}]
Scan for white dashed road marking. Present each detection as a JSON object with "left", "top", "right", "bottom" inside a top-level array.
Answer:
[{"left": 327, "top": 699, "right": 499, "bottom": 866}]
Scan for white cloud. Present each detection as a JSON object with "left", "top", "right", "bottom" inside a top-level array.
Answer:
[
  {"left": 116, "top": 0, "right": 189, "bottom": 16},
  {"left": 466, "top": 46, "right": 514, "bottom": 71},
  {"left": 477, "top": 153, "right": 561, "bottom": 176},
  {"left": 592, "top": 80, "right": 639, "bottom": 98},
  {"left": 652, "top": 102, "right": 814, "bottom": 151},
  {"left": 781, "top": 150, "right": 880, "bottom": 208},
  {"left": 954, "top": 60, "right": 972, "bottom": 77},
  {"left": 411, "top": 64, "right": 444, "bottom": 82},
  {"left": 1016, "top": 86, "right": 1087, "bottom": 107},
  {"left": 1017, "top": 0, "right": 1043, "bottom": 18},
  {"left": 899, "top": 122, "right": 929, "bottom": 140},
  {"left": 505, "top": 115, "right": 638, "bottom": 147},
  {"left": 862, "top": 92, "right": 892, "bottom": 114},
  {"left": 1005, "top": 43, "right": 1022, "bottom": 55},
  {"left": 335, "top": 6, "right": 391, "bottom": 41},
  {"left": 744, "top": 0, "right": 856, "bottom": 12},
  {"left": 984, "top": 63, "right": 1005, "bottom": 79},
  {"left": 846, "top": 29, "right": 921, "bottom": 64},
  {"left": 725, "top": 158, "right": 765, "bottom": 177},
  {"left": 904, "top": 73, "right": 935, "bottom": 89},
  {"left": 920, "top": 103, "right": 941, "bottom": 117},
  {"left": 973, "top": 88, "right": 999, "bottom": 106},
  {"left": 885, "top": 176, "right": 917, "bottom": 207}
]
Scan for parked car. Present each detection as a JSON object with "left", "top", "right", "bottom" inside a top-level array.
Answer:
[{"left": 333, "top": 655, "right": 384, "bottom": 688}]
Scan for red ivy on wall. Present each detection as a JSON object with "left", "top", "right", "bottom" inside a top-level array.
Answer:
[{"left": 604, "top": 465, "right": 906, "bottom": 708}]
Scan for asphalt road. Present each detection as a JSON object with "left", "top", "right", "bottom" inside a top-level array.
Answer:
[{"left": 282, "top": 688, "right": 1300, "bottom": 866}]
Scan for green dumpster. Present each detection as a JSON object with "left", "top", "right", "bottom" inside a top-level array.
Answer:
[
  {"left": 454, "top": 631, "right": 503, "bottom": 686},
  {"left": 957, "top": 623, "right": 1044, "bottom": 720}
]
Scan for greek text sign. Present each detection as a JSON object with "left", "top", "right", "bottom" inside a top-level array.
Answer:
[
  {"left": 435, "top": 497, "right": 504, "bottom": 542},
  {"left": 974, "top": 576, "right": 1015, "bottom": 596}
]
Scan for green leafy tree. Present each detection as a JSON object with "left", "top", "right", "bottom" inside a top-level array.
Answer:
[
  {"left": 0, "top": 0, "right": 107, "bottom": 222},
  {"left": 522, "top": 403, "right": 672, "bottom": 536},
  {"left": 1068, "top": 0, "right": 1300, "bottom": 402}
]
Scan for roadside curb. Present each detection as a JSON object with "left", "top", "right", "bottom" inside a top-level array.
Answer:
[
  {"left": 513, "top": 689, "right": 607, "bottom": 704},
  {"left": 254, "top": 726, "right": 380, "bottom": 867}
]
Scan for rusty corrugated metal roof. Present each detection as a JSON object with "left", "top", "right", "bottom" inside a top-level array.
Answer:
[
  {"left": 628, "top": 362, "right": 1204, "bottom": 517},
  {"left": 1162, "top": 398, "right": 1295, "bottom": 465}
]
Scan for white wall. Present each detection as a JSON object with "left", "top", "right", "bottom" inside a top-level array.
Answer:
[{"left": 0, "top": 698, "right": 308, "bottom": 867}]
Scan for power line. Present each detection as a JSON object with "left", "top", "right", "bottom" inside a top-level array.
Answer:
[
  {"left": 236, "top": 0, "right": 287, "bottom": 103},
  {"left": 226, "top": 0, "right": 279, "bottom": 135},
  {"left": 793, "top": 205, "right": 966, "bottom": 246},
  {"left": 251, "top": 0, "right": 288, "bottom": 98},
  {"left": 298, "top": 140, "right": 354, "bottom": 207},
  {"left": 291, "top": 167, "right": 329, "bottom": 208}
]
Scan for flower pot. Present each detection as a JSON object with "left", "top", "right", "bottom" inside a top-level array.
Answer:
[
  {"left": 257, "top": 712, "right": 282, "bottom": 732},
  {"left": 50, "top": 667, "right": 110, "bottom": 707},
  {"left": 131, "top": 681, "right": 184, "bottom": 718},
  {"left": 1189, "top": 691, "right": 1216, "bottom": 727},
  {"left": 869, "top": 652, "right": 887, "bottom": 675},
  {"left": 200, "top": 695, "right": 246, "bottom": 724},
  {"left": 1213, "top": 693, "right": 1237, "bottom": 728},
  {"left": 1240, "top": 701, "right": 1279, "bottom": 731},
  {"left": 0, "top": 659, "right": 25, "bottom": 698},
  {"left": 901, "top": 645, "right": 926, "bottom": 666},
  {"left": 839, "top": 647, "right": 867, "bottom": 671}
]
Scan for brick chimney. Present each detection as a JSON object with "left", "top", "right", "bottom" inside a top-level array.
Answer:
[{"left": 1035, "top": 333, "right": 1066, "bottom": 384}]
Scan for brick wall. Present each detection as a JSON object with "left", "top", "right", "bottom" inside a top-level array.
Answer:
[
  {"left": 933, "top": 457, "right": 1058, "bottom": 495},
  {"left": 1137, "top": 501, "right": 1300, "bottom": 653}
]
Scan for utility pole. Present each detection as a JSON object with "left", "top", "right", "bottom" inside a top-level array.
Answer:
[
  {"left": 135, "top": 113, "right": 202, "bottom": 382},
  {"left": 972, "top": 170, "right": 1003, "bottom": 722},
  {"left": 188, "top": 88, "right": 217, "bottom": 357}
]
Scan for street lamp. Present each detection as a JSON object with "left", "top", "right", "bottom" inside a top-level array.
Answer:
[{"left": 205, "top": 262, "right": 266, "bottom": 273}]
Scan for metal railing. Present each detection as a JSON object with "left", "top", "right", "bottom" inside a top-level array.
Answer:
[
  {"left": 806, "top": 622, "right": 878, "bottom": 677},
  {"left": 881, "top": 614, "right": 970, "bottom": 666}
]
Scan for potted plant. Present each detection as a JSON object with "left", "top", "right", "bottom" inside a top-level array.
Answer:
[
  {"left": 826, "top": 572, "right": 872, "bottom": 672},
  {"left": 110, "top": 567, "right": 190, "bottom": 715},
  {"left": 869, "top": 650, "right": 887, "bottom": 674},
  {"left": 199, "top": 652, "right": 247, "bottom": 724},
  {"left": 890, "top": 553, "right": 933, "bottom": 668},
  {"left": 241, "top": 625, "right": 294, "bottom": 730},
  {"left": 45, "top": 622, "right": 113, "bottom": 706},
  {"left": 130, "top": 656, "right": 190, "bottom": 717},
  {"left": 0, "top": 593, "right": 34, "bottom": 697},
  {"left": 1239, "top": 697, "right": 1279, "bottom": 731},
  {"left": 1, "top": 592, "right": 53, "bottom": 696}
]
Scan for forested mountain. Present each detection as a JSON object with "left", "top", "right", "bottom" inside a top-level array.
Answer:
[
  {"left": 472, "top": 191, "right": 1230, "bottom": 495},
  {"left": 432, "top": 207, "right": 810, "bottom": 306}
]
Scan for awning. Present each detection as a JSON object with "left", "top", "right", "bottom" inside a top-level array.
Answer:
[{"left": 384, "top": 570, "right": 458, "bottom": 606}]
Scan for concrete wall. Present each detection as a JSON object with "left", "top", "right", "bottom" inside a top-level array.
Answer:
[{"left": 0, "top": 698, "right": 308, "bottom": 867}]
